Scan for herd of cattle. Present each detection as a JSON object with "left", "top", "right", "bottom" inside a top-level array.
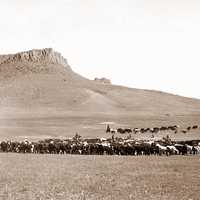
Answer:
[
  {"left": 0, "top": 136, "right": 200, "bottom": 156},
  {"left": 106, "top": 124, "right": 199, "bottom": 134}
]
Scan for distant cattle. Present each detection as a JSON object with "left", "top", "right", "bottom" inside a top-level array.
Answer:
[
  {"left": 117, "top": 128, "right": 132, "bottom": 134},
  {"left": 193, "top": 146, "right": 200, "bottom": 154},
  {"left": 174, "top": 144, "right": 188, "bottom": 155},
  {"left": 181, "top": 130, "right": 187, "bottom": 134},
  {"left": 167, "top": 145, "right": 179, "bottom": 155},
  {"left": 145, "top": 128, "right": 150, "bottom": 132},
  {"left": 155, "top": 144, "right": 168, "bottom": 156},
  {"left": 186, "top": 144, "right": 193, "bottom": 154},
  {"left": 133, "top": 128, "right": 140, "bottom": 133},
  {"left": 117, "top": 128, "right": 126, "bottom": 134},
  {"left": 110, "top": 129, "right": 117, "bottom": 134},
  {"left": 160, "top": 126, "right": 168, "bottom": 131},
  {"left": 140, "top": 128, "right": 145, "bottom": 133},
  {"left": 168, "top": 126, "right": 177, "bottom": 131},
  {"left": 192, "top": 125, "right": 198, "bottom": 129},
  {"left": 124, "top": 128, "right": 132, "bottom": 133},
  {"left": 153, "top": 127, "right": 159, "bottom": 133},
  {"left": 1, "top": 138, "right": 200, "bottom": 156}
]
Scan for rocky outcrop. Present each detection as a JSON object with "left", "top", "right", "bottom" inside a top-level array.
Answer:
[
  {"left": 0, "top": 48, "right": 74, "bottom": 79},
  {"left": 0, "top": 48, "right": 69, "bottom": 66},
  {"left": 94, "top": 77, "right": 111, "bottom": 84}
]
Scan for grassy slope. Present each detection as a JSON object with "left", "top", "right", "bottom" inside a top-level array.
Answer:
[
  {"left": 0, "top": 153, "right": 200, "bottom": 200},
  {"left": 0, "top": 61, "right": 200, "bottom": 139}
]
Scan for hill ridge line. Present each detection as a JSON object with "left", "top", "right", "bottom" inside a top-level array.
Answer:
[{"left": 0, "top": 48, "right": 68, "bottom": 66}]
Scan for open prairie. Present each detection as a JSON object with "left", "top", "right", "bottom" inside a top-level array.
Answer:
[
  {"left": 1, "top": 49, "right": 200, "bottom": 140},
  {"left": 0, "top": 153, "right": 200, "bottom": 200},
  {"left": 0, "top": 114, "right": 200, "bottom": 141}
]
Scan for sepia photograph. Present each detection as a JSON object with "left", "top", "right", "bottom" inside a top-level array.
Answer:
[{"left": 0, "top": 1, "right": 200, "bottom": 199}]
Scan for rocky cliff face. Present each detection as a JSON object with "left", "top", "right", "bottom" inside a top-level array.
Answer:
[
  {"left": 0, "top": 48, "right": 69, "bottom": 66},
  {"left": 0, "top": 48, "right": 75, "bottom": 79}
]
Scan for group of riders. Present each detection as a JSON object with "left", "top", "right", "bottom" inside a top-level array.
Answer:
[{"left": 0, "top": 134, "right": 200, "bottom": 156}]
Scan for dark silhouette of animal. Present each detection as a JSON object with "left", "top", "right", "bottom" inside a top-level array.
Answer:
[
  {"left": 106, "top": 125, "right": 111, "bottom": 133},
  {"left": 124, "top": 128, "right": 132, "bottom": 133},
  {"left": 117, "top": 128, "right": 126, "bottom": 134}
]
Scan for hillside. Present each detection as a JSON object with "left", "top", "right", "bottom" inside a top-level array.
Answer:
[{"left": 0, "top": 48, "right": 200, "bottom": 140}]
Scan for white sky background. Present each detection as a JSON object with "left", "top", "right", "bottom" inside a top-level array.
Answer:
[{"left": 0, "top": 0, "right": 200, "bottom": 99}]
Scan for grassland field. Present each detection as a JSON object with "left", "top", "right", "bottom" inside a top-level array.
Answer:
[{"left": 0, "top": 153, "right": 200, "bottom": 200}]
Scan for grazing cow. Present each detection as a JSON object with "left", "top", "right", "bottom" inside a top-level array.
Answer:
[
  {"left": 192, "top": 125, "right": 198, "bottom": 129},
  {"left": 186, "top": 144, "right": 193, "bottom": 154},
  {"left": 143, "top": 141, "right": 157, "bottom": 155},
  {"left": 134, "top": 143, "right": 145, "bottom": 155},
  {"left": 155, "top": 144, "right": 168, "bottom": 156},
  {"left": 150, "top": 128, "right": 154, "bottom": 133},
  {"left": 133, "top": 128, "right": 140, "bottom": 133},
  {"left": 192, "top": 145, "right": 200, "bottom": 154},
  {"left": 110, "top": 129, "right": 117, "bottom": 134},
  {"left": 34, "top": 142, "right": 48, "bottom": 154},
  {"left": 168, "top": 126, "right": 177, "bottom": 131},
  {"left": 124, "top": 143, "right": 135, "bottom": 155},
  {"left": 181, "top": 130, "right": 187, "bottom": 134},
  {"left": 17, "top": 141, "right": 32, "bottom": 153},
  {"left": 160, "top": 126, "right": 168, "bottom": 131},
  {"left": 117, "top": 128, "right": 126, "bottom": 134},
  {"left": 174, "top": 144, "right": 188, "bottom": 155},
  {"left": 9, "top": 141, "right": 19, "bottom": 153},
  {"left": 124, "top": 128, "right": 132, "bottom": 133},
  {"left": 166, "top": 145, "right": 179, "bottom": 155},
  {"left": 140, "top": 128, "right": 145, "bottom": 133},
  {"left": 48, "top": 141, "right": 56, "bottom": 154},
  {"left": 187, "top": 126, "right": 191, "bottom": 131},
  {"left": 134, "top": 142, "right": 155, "bottom": 156},
  {"left": 144, "top": 128, "right": 150, "bottom": 132},
  {"left": 153, "top": 127, "right": 159, "bottom": 133}
]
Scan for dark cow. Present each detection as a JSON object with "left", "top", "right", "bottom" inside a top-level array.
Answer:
[
  {"left": 160, "top": 126, "right": 168, "bottom": 131},
  {"left": 168, "top": 126, "right": 177, "bottom": 131},
  {"left": 144, "top": 128, "right": 150, "bottom": 132},
  {"left": 153, "top": 127, "right": 159, "bottom": 133},
  {"left": 181, "top": 130, "right": 187, "bottom": 134},
  {"left": 117, "top": 128, "right": 126, "bottom": 134},
  {"left": 140, "top": 128, "right": 145, "bottom": 133},
  {"left": 175, "top": 144, "right": 188, "bottom": 155},
  {"left": 0, "top": 141, "right": 9, "bottom": 152},
  {"left": 124, "top": 128, "right": 132, "bottom": 133}
]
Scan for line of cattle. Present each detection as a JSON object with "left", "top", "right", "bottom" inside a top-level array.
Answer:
[
  {"left": 106, "top": 125, "right": 199, "bottom": 134},
  {"left": 0, "top": 138, "right": 200, "bottom": 156}
]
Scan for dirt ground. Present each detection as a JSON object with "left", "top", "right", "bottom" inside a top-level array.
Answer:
[
  {"left": 0, "top": 113, "right": 200, "bottom": 141},
  {"left": 0, "top": 153, "right": 200, "bottom": 200}
]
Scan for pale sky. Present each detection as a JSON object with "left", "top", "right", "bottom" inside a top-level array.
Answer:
[{"left": 0, "top": 0, "right": 200, "bottom": 99}]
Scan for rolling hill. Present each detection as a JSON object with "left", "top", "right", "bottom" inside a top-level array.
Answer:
[{"left": 0, "top": 48, "right": 200, "bottom": 140}]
